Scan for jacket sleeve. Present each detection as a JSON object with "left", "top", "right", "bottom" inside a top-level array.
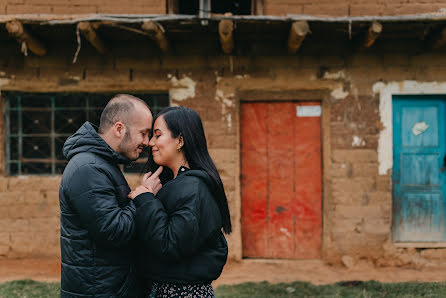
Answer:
[
  {"left": 133, "top": 184, "right": 201, "bottom": 260},
  {"left": 67, "top": 164, "right": 136, "bottom": 247}
]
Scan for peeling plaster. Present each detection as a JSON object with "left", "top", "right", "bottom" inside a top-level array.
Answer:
[
  {"left": 168, "top": 75, "right": 196, "bottom": 102},
  {"left": 323, "top": 70, "right": 346, "bottom": 80},
  {"left": 215, "top": 88, "right": 235, "bottom": 129},
  {"left": 331, "top": 86, "right": 349, "bottom": 99},
  {"left": 352, "top": 136, "right": 366, "bottom": 147},
  {"left": 0, "top": 78, "right": 10, "bottom": 87},
  {"left": 373, "top": 80, "right": 446, "bottom": 175},
  {"left": 235, "top": 74, "right": 250, "bottom": 80}
]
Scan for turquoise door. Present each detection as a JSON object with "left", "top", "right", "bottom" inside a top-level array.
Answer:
[{"left": 392, "top": 96, "right": 446, "bottom": 242}]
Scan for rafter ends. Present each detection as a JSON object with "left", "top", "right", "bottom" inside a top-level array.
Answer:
[
  {"left": 6, "top": 20, "right": 47, "bottom": 56},
  {"left": 287, "top": 21, "right": 310, "bottom": 54},
  {"left": 141, "top": 21, "right": 169, "bottom": 52},
  {"left": 77, "top": 21, "right": 107, "bottom": 54},
  {"left": 218, "top": 20, "right": 234, "bottom": 54},
  {"left": 361, "top": 21, "right": 382, "bottom": 49}
]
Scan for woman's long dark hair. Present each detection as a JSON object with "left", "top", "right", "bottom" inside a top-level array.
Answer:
[{"left": 145, "top": 106, "right": 232, "bottom": 234}]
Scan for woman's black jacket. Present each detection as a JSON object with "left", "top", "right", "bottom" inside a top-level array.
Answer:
[{"left": 134, "top": 168, "right": 228, "bottom": 285}]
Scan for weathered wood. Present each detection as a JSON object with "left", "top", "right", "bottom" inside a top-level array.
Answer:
[
  {"left": 287, "top": 21, "right": 310, "bottom": 54},
  {"left": 167, "top": 0, "right": 179, "bottom": 14},
  {"left": 141, "top": 21, "right": 169, "bottom": 52},
  {"left": 252, "top": 0, "right": 264, "bottom": 15},
  {"left": 427, "top": 26, "right": 446, "bottom": 49},
  {"left": 360, "top": 21, "right": 382, "bottom": 49},
  {"left": 218, "top": 19, "right": 234, "bottom": 54},
  {"left": 77, "top": 21, "right": 107, "bottom": 54},
  {"left": 6, "top": 20, "right": 47, "bottom": 56}
]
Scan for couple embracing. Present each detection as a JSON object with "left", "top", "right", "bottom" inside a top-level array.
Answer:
[{"left": 59, "top": 94, "right": 231, "bottom": 297}]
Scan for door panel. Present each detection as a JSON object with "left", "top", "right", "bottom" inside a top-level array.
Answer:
[
  {"left": 392, "top": 96, "right": 446, "bottom": 242},
  {"left": 241, "top": 101, "right": 322, "bottom": 259}
]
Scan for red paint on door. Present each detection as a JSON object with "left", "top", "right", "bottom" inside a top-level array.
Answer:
[{"left": 241, "top": 102, "right": 322, "bottom": 259}]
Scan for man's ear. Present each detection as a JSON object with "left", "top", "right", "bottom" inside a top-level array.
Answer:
[{"left": 113, "top": 122, "right": 125, "bottom": 138}]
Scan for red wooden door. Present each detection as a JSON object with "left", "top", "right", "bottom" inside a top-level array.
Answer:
[{"left": 241, "top": 102, "right": 322, "bottom": 259}]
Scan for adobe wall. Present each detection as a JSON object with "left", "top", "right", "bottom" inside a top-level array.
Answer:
[
  {"left": 0, "top": 0, "right": 444, "bottom": 16},
  {"left": 1, "top": 40, "right": 446, "bottom": 267}
]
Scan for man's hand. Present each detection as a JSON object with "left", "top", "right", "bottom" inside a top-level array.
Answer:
[{"left": 128, "top": 185, "right": 151, "bottom": 200}]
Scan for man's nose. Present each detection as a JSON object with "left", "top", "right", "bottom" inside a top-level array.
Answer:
[{"left": 142, "top": 135, "right": 150, "bottom": 146}]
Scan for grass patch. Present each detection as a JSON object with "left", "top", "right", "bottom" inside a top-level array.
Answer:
[
  {"left": 215, "top": 280, "right": 446, "bottom": 298},
  {"left": 1, "top": 280, "right": 446, "bottom": 297},
  {"left": 0, "top": 280, "right": 59, "bottom": 298}
]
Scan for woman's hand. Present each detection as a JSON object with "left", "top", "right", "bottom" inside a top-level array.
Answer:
[
  {"left": 141, "top": 166, "right": 163, "bottom": 195},
  {"left": 128, "top": 185, "right": 151, "bottom": 200}
]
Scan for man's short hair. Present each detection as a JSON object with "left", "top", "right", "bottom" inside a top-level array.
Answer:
[{"left": 98, "top": 94, "right": 149, "bottom": 134}]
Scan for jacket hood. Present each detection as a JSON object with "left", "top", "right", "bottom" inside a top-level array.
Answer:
[
  {"left": 182, "top": 169, "right": 216, "bottom": 191},
  {"left": 63, "top": 121, "right": 130, "bottom": 164}
]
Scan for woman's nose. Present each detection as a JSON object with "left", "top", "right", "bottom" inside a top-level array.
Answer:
[{"left": 148, "top": 137, "right": 155, "bottom": 147}]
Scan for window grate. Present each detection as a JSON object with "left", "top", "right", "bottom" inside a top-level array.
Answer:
[{"left": 3, "top": 92, "right": 169, "bottom": 175}]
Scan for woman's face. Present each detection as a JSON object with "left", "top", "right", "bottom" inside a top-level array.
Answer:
[{"left": 149, "top": 115, "right": 181, "bottom": 168}]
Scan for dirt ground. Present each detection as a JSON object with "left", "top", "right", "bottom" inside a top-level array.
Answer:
[{"left": 1, "top": 258, "right": 446, "bottom": 286}]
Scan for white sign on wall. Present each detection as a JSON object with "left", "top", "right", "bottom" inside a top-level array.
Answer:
[{"left": 297, "top": 105, "right": 321, "bottom": 117}]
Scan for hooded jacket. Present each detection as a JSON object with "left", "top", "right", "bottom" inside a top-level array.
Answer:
[
  {"left": 59, "top": 122, "right": 139, "bottom": 297},
  {"left": 134, "top": 168, "right": 228, "bottom": 286}
]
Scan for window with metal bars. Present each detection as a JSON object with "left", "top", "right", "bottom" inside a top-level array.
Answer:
[{"left": 3, "top": 92, "right": 169, "bottom": 175}]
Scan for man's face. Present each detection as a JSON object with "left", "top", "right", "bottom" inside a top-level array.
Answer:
[{"left": 117, "top": 107, "right": 153, "bottom": 161}]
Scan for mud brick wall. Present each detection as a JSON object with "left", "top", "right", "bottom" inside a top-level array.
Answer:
[
  {"left": 264, "top": 0, "right": 446, "bottom": 16},
  {"left": 2, "top": 35, "right": 446, "bottom": 266},
  {"left": 0, "top": 0, "right": 164, "bottom": 14},
  {"left": 1, "top": 0, "right": 445, "bottom": 16}
]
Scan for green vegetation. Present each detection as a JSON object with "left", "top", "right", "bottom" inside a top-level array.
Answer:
[{"left": 2, "top": 279, "right": 446, "bottom": 297}]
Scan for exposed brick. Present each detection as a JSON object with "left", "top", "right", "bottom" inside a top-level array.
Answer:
[
  {"left": 0, "top": 219, "right": 29, "bottom": 232},
  {"left": 332, "top": 149, "right": 378, "bottom": 163},
  {"left": 333, "top": 205, "right": 384, "bottom": 219},
  {"left": 332, "top": 177, "right": 376, "bottom": 193},
  {"left": 350, "top": 4, "right": 384, "bottom": 16},
  {"left": 0, "top": 179, "right": 8, "bottom": 192},
  {"left": 352, "top": 163, "right": 378, "bottom": 177},
  {"left": 0, "top": 232, "right": 9, "bottom": 246},
  {"left": 383, "top": 54, "right": 410, "bottom": 67},
  {"left": 363, "top": 218, "right": 391, "bottom": 235},
  {"left": 303, "top": 3, "right": 349, "bottom": 16},
  {"left": 52, "top": 5, "right": 97, "bottom": 14},
  {"left": 376, "top": 175, "right": 391, "bottom": 192},
  {"left": 8, "top": 176, "right": 60, "bottom": 192},
  {"left": 420, "top": 249, "right": 446, "bottom": 260},
  {"left": 6, "top": 4, "right": 52, "bottom": 14},
  {"left": 29, "top": 217, "right": 60, "bottom": 232}
]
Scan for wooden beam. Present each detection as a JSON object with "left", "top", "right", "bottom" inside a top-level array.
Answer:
[
  {"left": 141, "top": 21, "right": 169, "bottom": 52},
  {"left": 218, "top": 19, "right": 234, "bottom": 54},
  {"left": 6, "top": 20, "right": 47, "bottom": 56},
  {"left": 167, "top": 0, "right": 179, "bottom": 14},
  {"left": 427, "top": 26, "right": 446, "bottom": 50},
  {"left": 77, "top": 22, "right": 107, "bottom": 54},
  {"left": 252, "top": 0, "right": 264, "bottom": 15},
  {"left": 360, "top": 21, "right": 382, "bottom": 49},
  {"left": 287, "top": 21, "right": 310, "bottom": 54}
]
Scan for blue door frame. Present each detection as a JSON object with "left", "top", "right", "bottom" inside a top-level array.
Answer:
[{"left": 392, "top": 95, "right": 446, "bottom": 242}]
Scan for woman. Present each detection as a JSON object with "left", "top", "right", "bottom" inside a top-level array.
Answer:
[{"left": 129, "top": 106, "right": 232, "bottom": 297}]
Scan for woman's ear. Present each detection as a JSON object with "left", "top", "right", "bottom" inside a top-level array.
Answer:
[{"left": 177, "top": 134, "right": 184, "bottom": 150}]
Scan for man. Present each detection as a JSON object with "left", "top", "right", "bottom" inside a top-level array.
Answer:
[{"left": 59, "top": 94, "right": 153, "bottom": 297}]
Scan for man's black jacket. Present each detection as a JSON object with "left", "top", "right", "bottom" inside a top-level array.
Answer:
[
  {"left": 59, "top": 122, "right": 139, "bottom": 297},
  {"left": 134, "top": 168, "right": 228, "bottom": 286}
]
